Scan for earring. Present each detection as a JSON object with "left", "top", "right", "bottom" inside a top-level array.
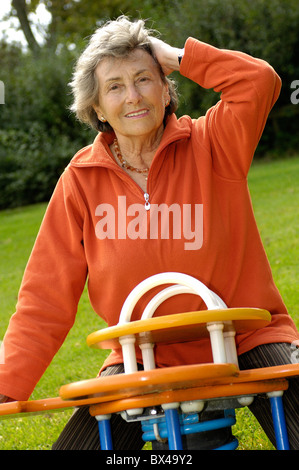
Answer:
[
  {"left": 165, "top": 99, "right": 170, "bottom": 107},
  {"left": 99, "top": 116, "right": 107, "bottom": 123}
]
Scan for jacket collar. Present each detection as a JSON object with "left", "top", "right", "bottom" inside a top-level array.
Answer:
[{"left": 70, "top": 114, "right": 191, "bottom": 168}]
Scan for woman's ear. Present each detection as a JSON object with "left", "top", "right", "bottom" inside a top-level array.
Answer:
[
  {"left": 164, "top": 86, "right": 170, "bottom": 107},
  {"left": 93, "top": 105, "right": 107, "bottom": 122}
]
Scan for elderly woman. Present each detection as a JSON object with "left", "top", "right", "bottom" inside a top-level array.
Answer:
[{"left": 0, "top": 16, "right": 298, "bottom": 450}]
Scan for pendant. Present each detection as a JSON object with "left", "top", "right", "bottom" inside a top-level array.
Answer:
[{"left": 144, "top": 193, "right": 151, "bottom": 211}]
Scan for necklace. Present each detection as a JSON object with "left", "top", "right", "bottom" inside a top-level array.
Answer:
[{"left": 113, "top": 138, "right": 149, "bottom": 179}]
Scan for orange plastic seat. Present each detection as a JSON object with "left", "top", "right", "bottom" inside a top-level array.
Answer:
[
  {"left": 58, "top": 363, "right": 299, "bottom": 416},
  {"left": 60, "top": 363, "right": 239, "bottom": 401},
  {"left": 89, "top": 378, "right": 289, "bottom": 417},
  {"left": 87, "top": 308, "right": 271, "bottom": 350}
]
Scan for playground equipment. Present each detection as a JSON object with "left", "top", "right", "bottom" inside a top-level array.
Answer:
[{"left": 1, "top": 272, "right": 298, "bottom": 450}]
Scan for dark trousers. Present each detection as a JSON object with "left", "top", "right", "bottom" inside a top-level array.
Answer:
[{"left": 52, "top": 343, "right": 299, "bottom": 450}]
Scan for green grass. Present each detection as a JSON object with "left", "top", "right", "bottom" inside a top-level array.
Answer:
[
  {"left": 0, "top": 156, "right": 298, "bottom": 450},
  {"left": 0, "top": 204, "right": 109, "bottom": 449}
]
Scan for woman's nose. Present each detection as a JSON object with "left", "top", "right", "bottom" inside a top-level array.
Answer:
[{"left": 126, "top": 84, "right": 142, "bottom": 104}]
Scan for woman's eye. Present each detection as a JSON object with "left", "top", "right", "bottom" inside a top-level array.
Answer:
[{"left": 107, "top": 83, "right": 122, "bottom": 92}]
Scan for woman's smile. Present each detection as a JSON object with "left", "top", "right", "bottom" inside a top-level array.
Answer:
[{"left": 125, "top": 108, "right": 150, "bottom": 119}]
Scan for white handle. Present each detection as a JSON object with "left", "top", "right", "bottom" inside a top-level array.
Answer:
[{"left": 119, "top": 272, "right": 227, "bottom": 324}]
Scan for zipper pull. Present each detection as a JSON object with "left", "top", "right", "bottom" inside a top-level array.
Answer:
[{"left": 144, "top": 193, "right": 151, "bottom": 211}]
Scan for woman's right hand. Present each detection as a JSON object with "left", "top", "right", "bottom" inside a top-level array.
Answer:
[{"left": 0, "top": 394, "right": 11, "bottom": 403}]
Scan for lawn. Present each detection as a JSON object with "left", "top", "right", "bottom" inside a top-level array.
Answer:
[{"left": 0, "top": 156, "right": 298, "bottom": 450}]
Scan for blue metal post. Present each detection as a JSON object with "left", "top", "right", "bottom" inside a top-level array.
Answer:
[
  {"left": 97, "top": 416, "right": 113, "bottom": 450},
  {"left": 164, "top": 408, "right": 183, "bottom": 450},
  {"left": 269, "top": 394, "right": 290, "bottom": 450}
]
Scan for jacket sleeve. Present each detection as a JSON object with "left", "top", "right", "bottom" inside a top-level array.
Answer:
[
  {"left": 180, "top": 37, "right": 281, "bottom": 179},
  {"left": 0, "top": 168, "right": 88, "bottom": 400}
]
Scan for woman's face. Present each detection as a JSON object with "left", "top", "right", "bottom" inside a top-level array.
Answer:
[{"left": 93, "top": 49, "right": 170, "bottom": 142}]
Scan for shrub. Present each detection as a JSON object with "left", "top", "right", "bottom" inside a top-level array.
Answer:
[
  {"left": 0, "top": 125, "right": 81, "bottom": 208},
  {"left": 0, "top": 45, "right": 94, "bottom": 209}
]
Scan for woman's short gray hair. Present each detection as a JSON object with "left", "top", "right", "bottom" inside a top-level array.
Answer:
[{"left": 69, "top": 16, "right": 178, "bottom": 132}]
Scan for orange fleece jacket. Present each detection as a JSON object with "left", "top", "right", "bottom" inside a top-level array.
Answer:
[{"left": 1, "top": 38, "right": 298, "bottom": 400}]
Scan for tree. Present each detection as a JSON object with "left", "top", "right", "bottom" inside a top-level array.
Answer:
[
  {"left": 11, "top": 0, "right": 41, "bottom": 54},
  {"left": 10, "top": 0, "right": 148, "bottom": 52}
]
